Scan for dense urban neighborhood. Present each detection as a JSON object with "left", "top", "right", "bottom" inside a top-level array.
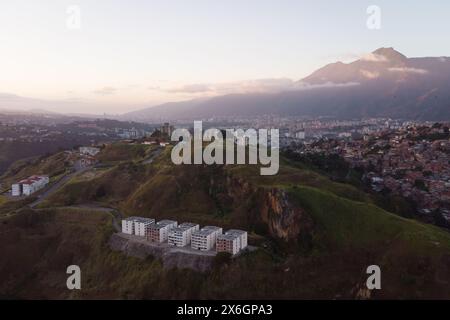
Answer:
[{"left": 287, "top": 121, "right": 450, "bottom": 224}]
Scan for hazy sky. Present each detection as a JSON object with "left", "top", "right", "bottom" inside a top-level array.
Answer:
[{"left": 1, "top": 0, "right": 449, "bottom": 114}]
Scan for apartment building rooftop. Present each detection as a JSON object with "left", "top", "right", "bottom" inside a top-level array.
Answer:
[
  {"left": 149, "top": 223, "right": 166, "bottom": 230},
  {"left": 178, "top": 222, "right": 199, "bottom": 230},
  {"left": 217, "top": 233, "right": 239, "bottom": 241},
  {"left": 124, "top": 216, "right": 140, "bottom": 221},
  {"left": 202, "top": 226, "right": 222, "bottom": 232},
  {"left": 158, "top": 219, "right": 177, "bottom": 226},
  {"left": 133, "top": 217, "right": 154, "bottom": 223},
  {"left": 226, "top": 229, "right": 246, "bottom": 235},
  {"left": 193, "top": 228, "right": 217, "bottom": 236}
]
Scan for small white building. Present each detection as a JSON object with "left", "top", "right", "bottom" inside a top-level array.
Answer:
[
  {"left": 122, "top": 216, "right": 139, "bottom": 235},
  {"left": 147, "top": 219, "right": 178, "bottom": 243},
  {"left": 79, "top": 146, "right": 100, "bottom": 157},
  {"left": 225, "top": 229, "right": 248, "bottom": 250},
  {"left": 12, "top": 175, "right": 49, "bottom": 197},
  {"left": 168, "top": 222, "right": 199, "bottom": 247},
  {"left": 133, "top": 217, "right": 155, "bottom": 236},
  {"left": 12, "top": 183, "right": 21, "bottom": 196},
  {"left": 191, "top": 226, "right": 222, "bottom": 251},
  {"left": 216, "top": 233, "right": 241, "bottom": 255}
]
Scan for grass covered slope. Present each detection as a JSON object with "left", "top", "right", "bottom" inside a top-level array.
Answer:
[
  {"left": 0, "top": 208, "right": 111, "bottom": 299},
  {"left": 290, "top": 186, "right": 449, "bottom": 251},
  {"left": 0, "top": 152, "right": 69, "bottom": 190},
  {"left": 288, "top": 186, "right": 450, "bottom": 298},
  {"left": 2, "top": 143, "right": 450, "bottom": 298}
]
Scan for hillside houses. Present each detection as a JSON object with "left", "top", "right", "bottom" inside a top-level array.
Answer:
[
  {"left": 11, "top": 175, "right": 49, "bottom": 196},
  {"left": 79, "top": 146, "right": 100, "bottom": 157},
  {"left": 297, "top": 122, "right": 450, "bottom": 222}
]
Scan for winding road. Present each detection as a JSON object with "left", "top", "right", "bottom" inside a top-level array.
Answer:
[
  {"left": 23, "top": 165, "right": 123, "bottom": 231},
  {"left": 29, "top": 166, "right": 90, "bottom": 209},
  {"left": 43, "top": 204, "right": 124, "bottom": 232},
  {"left": 142, "top": 146, "right": 163, "bottom": 164},
  {"left": 25, "top": 147, "right": 164, "bottom": 230}
]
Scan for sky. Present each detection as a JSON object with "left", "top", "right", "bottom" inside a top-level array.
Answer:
[{"left": 1, "top": 0, "right": 450, "bottom": 114}]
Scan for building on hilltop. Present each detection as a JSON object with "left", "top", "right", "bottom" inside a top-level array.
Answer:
[
  {"left": 11, "top": 175, "right": 49, "bottom": 197},
  {"left": 216, "top": 229, "right": 248, "bottom": 255},
  {"left": 216, "top": 234, "right": 241, "bottom": 255},
  {"left": 121, "top": 216, "right": 140, "bottom": 235},
  {"left": 168, "top": 222, "right": 200, "bottom": 247},
  {"left": 225, "top": 229, "right": 248, "bottom": 249},
  {"left": 147, "top": 220, "right": 178, "bottom": 243},
  {"left": 79, "top": 146, "right": 100, "bottom": 157},
  {"left": 191, "top": 226, "right": 222, "bottom": 251},
  {"left": 133, "top": 217, "right": 156, "bottom": 236},
  {"left": 161, "top": 123, "right": 174, "bottom": 138}
]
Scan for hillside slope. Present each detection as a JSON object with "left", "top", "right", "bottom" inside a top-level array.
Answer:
[{"left": 1, "top": 144, "right": 450, "bottom": 299}]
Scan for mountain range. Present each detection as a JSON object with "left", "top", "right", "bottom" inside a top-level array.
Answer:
[{"left": 124, "top": 48, "right": 450, "bottom": 121}]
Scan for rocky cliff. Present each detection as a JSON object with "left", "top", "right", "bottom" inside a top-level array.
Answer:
[
  {"left": 216, "top": 173, "right": 314, "bottom": 242},
  {"left": 260, "top": 188, "right": 313, "bottom": 241}
]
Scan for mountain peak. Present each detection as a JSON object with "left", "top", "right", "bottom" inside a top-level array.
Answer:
[{"left": 372, "top": 47, "right": 407, "bottom": 62}]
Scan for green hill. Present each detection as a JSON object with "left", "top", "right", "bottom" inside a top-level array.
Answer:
[{"left": 1, "top": 142, "right": 450, "bottom": 299}]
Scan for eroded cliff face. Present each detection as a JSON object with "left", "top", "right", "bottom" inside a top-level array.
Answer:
[
  {"left": 260, "top": 188, "right": 313, "bottom": 242},
  {"left": 213, "top": 173, "right": 313, "bottom": 242}
]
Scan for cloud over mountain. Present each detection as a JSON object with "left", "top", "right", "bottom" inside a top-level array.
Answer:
[
  {"left": 93, "top": 87, "right": 118, "bottom": 95},
  {"left": 388, "top": 67, "right": 429, "bottom": 74},
  {"left": 124, "top": 48, "right": 450, "bottom": 122}
]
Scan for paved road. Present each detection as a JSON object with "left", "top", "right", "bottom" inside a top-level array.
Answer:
[
  {"left": 27, "top": 147, "right": 162, "bottom": 210},
  {"left": 29, "top": 166, "right": 90, "bottom": 209},
  {"left": 37, "top": 203, "right": 124, "bottom": 232},
  {"left": 142, "top": 146, "right": 163, "bottom": 164},
  {"left": 23, "top": 162, "right": 124, "bottom": 230}
]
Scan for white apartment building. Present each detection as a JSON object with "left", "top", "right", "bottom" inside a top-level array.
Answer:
[
  {"left": 202, "top": 226, "right": 223, "bottom": 239},
  {"left": 12, "top": 175, "right": 49, "bottom": 197},
  {"left": 147, "top": 220, "right": 178, "bottom": 243},
  {"left": 79, "top": 146, "right": 100, "bottom": 156},
  {"left": 133, "top": 217, "right": 156, "bottom": 236},
  {"left": 122, "top": 216, "right": 139, "bottom": 234},
  {"left": 191, "top": 226, "right": 222, "bottom": 251},
  {"left": 216, "top": 233, "right": 241, "bottom": 255},
  {"left": 225, "top": 229, "right": 248, "bottom": 250},
  {"left": 12, "top": 183, "right": 21, "bottom": 197},
  {"left": 168, "top": 222, "right": 199, "bottom": 247}
]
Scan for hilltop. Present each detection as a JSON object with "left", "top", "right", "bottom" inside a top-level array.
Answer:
[{"left": 1, "top": 143, "right": 450, "bottom": 299}]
